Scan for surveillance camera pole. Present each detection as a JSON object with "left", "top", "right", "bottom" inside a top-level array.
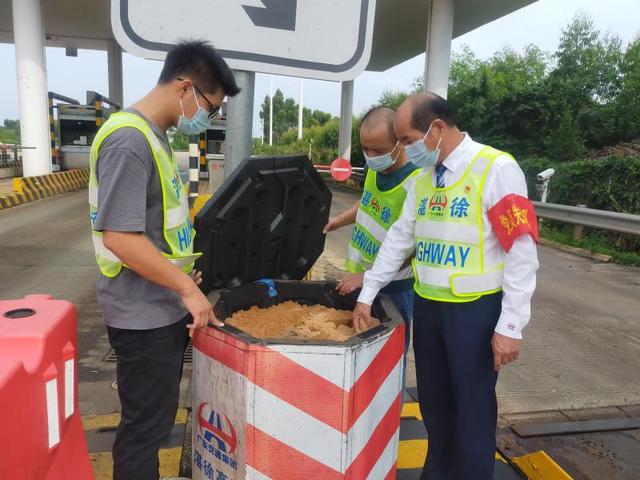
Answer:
[{"left": 540, "top": 179, "right": 550, "bottom": 204}]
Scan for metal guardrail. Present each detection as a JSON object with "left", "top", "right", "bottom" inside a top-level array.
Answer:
[{"left": 533, "top": 202, "right": 640, "bottom": 236}]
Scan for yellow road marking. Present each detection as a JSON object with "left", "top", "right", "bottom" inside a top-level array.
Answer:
[
  {"left": 398, "top": 439, "right": 427, "bottom": 469},
  {"left": 401, "top": 402, "right": 422, "bottom": 420},
  {"left": 397, "top": 439, "right": 510, "bottom": 470},
  {"left": 82, "top": 408, "right": 188, "bottom": 431},
  {"left": 513, "top": 451, "right": 574, "bottom": 480},
  {"left": 90, "top": 447, "right": 182, "bottom": 479}
]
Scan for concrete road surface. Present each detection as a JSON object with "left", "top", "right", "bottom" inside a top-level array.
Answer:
[{"left": 1, "top": 188, "right": 639, "bottom": 416}]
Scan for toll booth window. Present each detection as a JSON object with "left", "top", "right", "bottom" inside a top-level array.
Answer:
[{"left": 59, "top": 120, "right": 99, "bottom": 146}]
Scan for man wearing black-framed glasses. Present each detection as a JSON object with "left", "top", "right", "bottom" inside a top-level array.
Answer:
[{"left": 89, "top": 40, "right": 240, "bottom": 480}]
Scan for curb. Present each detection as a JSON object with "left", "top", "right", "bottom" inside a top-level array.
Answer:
[
  {"left": 539, "top": 237, "right": 612, "bottom": 263},
  {"left": 0, "top": 162, "right": 23, "bottom": 179},
  {"left": 0, "top": 169, "right": 89, "bottom": 211}
]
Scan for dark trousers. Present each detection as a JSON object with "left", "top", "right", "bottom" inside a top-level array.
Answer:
[
  {"left": 413, "top": 293, "right": 502, "bottom": 480},
  {"left": 106, "top": 316, "right": 191, "bottom": 480}
]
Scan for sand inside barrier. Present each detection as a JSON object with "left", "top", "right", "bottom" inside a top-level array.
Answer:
[{"left": 226, "top": 301, "right": 380, "bottom": 341}]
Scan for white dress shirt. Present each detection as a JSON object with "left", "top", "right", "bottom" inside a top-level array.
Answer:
[{"left": 358, "top": 134, "right": 539, "bottom": 339}]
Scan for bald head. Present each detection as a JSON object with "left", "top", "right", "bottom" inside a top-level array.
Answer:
[
  {"left": 360, "top": 106, "right": 396, "bottom": 142},
  {"left": 359, "top": 106, "right": 407, "bottom": 170},
  {"left": 395, "top": 91, "right": 463, "bottom": 165},
  {"left": 399, "top": 92, "right": 456, "bottom": 134}
]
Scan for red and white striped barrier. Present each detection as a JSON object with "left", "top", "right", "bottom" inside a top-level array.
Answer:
[{"left": 193, "top": 323, "right": 404, "bottom": 480}]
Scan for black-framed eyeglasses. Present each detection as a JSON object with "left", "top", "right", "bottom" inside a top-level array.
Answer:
[{"left": 177, "top": 77, "right": 220, "bottom": 119}]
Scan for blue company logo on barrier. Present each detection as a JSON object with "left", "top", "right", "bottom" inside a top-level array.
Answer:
[{"left": 195, "top": 403, "right": 238, "bottom": 475}]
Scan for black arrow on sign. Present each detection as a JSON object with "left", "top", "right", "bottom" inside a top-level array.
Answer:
[{"left": 242, "top": 0, "right": 298, "bottom": 32}]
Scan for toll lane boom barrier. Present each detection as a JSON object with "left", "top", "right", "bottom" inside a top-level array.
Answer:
[{"left": 0, "top": 295, "right": 93, "bottom": 480}]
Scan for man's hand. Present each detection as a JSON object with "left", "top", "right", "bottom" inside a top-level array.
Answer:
[
  {"left": 323, "top": 217, "right": 340, "bottom": 234},
  {"left": 191, "top": 269, "right": 203, "bottom": 286},
  {"left": 491, "top": 332, "right": 521, "bottom": 371},
  {"left": 336, "top": 272, "right": 365, "bottom": 296},
  {"left": 352, "top": 302, "right": 375, "bottom": 334},
  {"left": 180, "top": 282, "right": 223, "bottom": 337}
]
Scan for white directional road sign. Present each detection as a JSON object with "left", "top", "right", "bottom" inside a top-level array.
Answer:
[{"left": 112, "top": 0, "right": 377, "bottom": 81}]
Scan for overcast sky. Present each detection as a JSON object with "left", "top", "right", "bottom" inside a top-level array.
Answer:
[{"left": 0, "top": 0, "right": 637, "bottom": 138}]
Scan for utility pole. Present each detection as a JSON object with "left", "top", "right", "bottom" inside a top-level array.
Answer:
[
  {"left": 269, "top": 75, "right": 274, "bottom": 146},
  {"left": 298, "top": 78, "right": 304, "bottom": 141}
]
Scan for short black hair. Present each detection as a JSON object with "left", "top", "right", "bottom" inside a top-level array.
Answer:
[
  {"left": 410, "top": 93, "right": 456, "bottom": 132},
  {"left": 361, "top": 106, "right": 397, "bottom": 143},
  {"left": 159, "top": 40, "right": 240, "bottom": 97}
]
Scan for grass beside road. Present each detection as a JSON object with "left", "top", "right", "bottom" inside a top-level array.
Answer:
[{"left": 540, "top": 225, "right": 640, "bottom": 267}]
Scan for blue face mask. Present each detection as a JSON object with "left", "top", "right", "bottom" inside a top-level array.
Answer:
[
  {"left": 364, "top": 141, "right": 400, "bottom": 172},
  {"left": 404, "top": 124, "right": 442, "bottom": 170},
  {"left": 177, "top": 87, "right": 212, "bottom": 135}
]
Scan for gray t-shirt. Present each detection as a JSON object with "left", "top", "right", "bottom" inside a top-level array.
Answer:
[{"left": 94, "top": 109, "right": 188, "bottom": 329}]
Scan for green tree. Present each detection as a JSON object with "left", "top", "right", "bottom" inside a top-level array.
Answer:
[
  {"left": 0, "top": 119, "right": 20, "bottom": 144},
  {"left": 3, "top": 119, "right": 19, "bottom": 130},
  {"left": 549, "top": 13, "right": 622, "bottom": 106},
  {"left": 303, "top": 108, "right": 332, "bottom": 128},
  {"left": 544, "top": 110, "right": 586, "bottom": 161},
  {"left": 377, "top": 90, "right": 408, "bottom": 110},
  {"left": 258, "top": 89, "right": 332, "bottom": 144},
  {"left": 616, "top": 36, "right": 640, "bottom": 141},
  {"left": 169, "top": 129, "right": 189, "bottom": 150}
]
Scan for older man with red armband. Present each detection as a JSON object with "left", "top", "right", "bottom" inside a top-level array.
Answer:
[{"left": 352, "top": 92, "right": 539, "bottom": 480}]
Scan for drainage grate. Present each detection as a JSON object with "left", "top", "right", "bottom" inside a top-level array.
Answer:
[{"left": 103, "top": 343, "right": 193, "bottom": 363}]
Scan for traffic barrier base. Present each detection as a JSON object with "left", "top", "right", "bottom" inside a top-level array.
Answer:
[{"left": 0, "top": 295, "right": 93, "bottom": 480}]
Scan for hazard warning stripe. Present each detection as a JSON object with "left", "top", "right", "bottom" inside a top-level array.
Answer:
[
  {"left": 348, "top": 360, "right": 403, "bottom": 460},
  {"left": 196, "top": 329, "right": 403, "bottom": 435},
  {"left": 250, "top": 383, "right": 345, "bottom": 471},
  {"left": 245, "top": 465, "right": 271, "bottom": 480},
  {"left": 348, "top": 328, "right": 404, "bottom": 426},
  {"left": 249, "top": 349, "right": 349, "bottom": 433},
  {"left": 384, "top": 465, "right": 396, "bottom": 480},
  {"left": 365, "top": 427, "right": 400, "bottom": 480},
  {"left": 245, "top": 389, "right": 403, "bottom": 479},
  {"left": 0, "top": 169, "right": 89, "bottom": 211},
  {"left": 246, "top": 424, "right": 343, "bottom": 480},
  {"left": 345, "top": 393, "right": 402, "bottom": 479}
]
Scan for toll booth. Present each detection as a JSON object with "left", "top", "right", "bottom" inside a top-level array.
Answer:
[
  {"left": 50, "top": 91, "right": 121, "bottom": 171},
  {"left": 202, "top": 115, "right": 226, "bottom": 192}
]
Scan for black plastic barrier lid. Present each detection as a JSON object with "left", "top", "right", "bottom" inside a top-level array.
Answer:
[{"left": 194, "top": 155, "right": 332, "bottom": 293}]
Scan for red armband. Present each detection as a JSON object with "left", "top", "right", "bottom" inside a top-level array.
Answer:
[{"left": 488, "top": 194, "right": 539, "bottom": 252}]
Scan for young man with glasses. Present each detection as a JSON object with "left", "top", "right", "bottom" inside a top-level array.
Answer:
[{"left": 89, "top": 40, "right": 240, "bottom": 480}]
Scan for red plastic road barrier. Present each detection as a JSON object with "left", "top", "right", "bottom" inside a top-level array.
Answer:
[
  {"left": 330, "top": 158, "right": 353, "bottom": 181},
  {"left": 0, "top": 295, "right": 93, "bottom": 480}
]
